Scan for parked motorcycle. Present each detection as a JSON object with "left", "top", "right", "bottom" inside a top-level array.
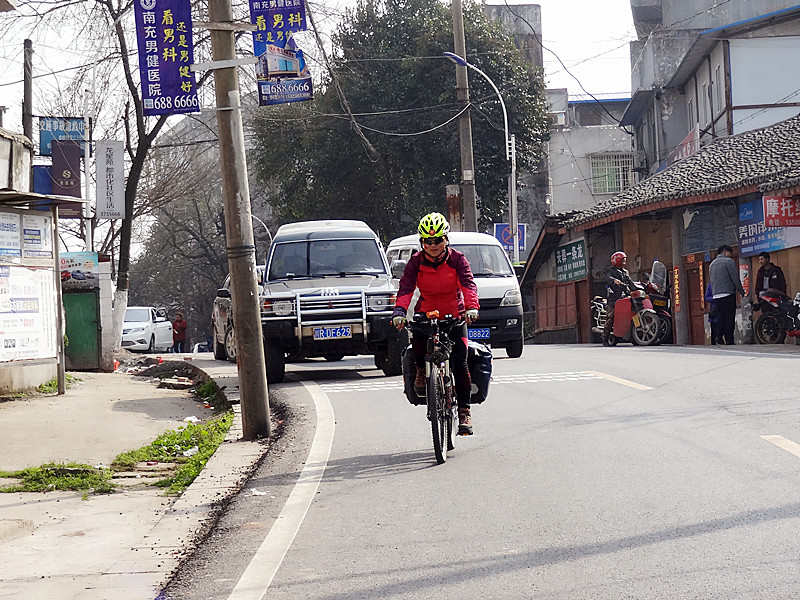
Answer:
[
  {"left": 591, "top": 281, "right": 660, "bottom": 346},
  {"left": 753, "top": 288, "right": 800, "bottom": 344},
  {"left": 644, "top": 260, "right": 673, "bottom": 345}
]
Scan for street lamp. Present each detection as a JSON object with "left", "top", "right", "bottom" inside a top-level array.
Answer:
[{"left": 443, "top": 52, "right": 519, "bottom": 264}]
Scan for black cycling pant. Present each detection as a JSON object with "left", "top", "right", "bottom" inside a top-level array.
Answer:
[{"left": 411, "top": 321, "right": 471, "bottom": 409}]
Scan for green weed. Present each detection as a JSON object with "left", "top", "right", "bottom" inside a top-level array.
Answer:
[
  {"left": 113, "top": 411, "right": 234, "bottom": 495},
  {"left": 194, "top": 379, "right": 219, "bottom": 400},
  {"left": 0, "top": 462, "right": 114, "bottom": 494},
  {"left": 37, "top": 374, "right": 81, "bottom": 394}
]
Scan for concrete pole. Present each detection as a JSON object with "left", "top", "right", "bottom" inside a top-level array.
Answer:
[
  {"left": 451, "top": 0, "right": 478, "bottom": 231},
  {"left": 208, "top": 0, "right": 270, "bottom": 439},
  {"left": 52, "top": 205, "right": 66, "bottom": 395},
  {"left": 671, "top": 211, "right": 689, "bottom": 344},
  {"left": 23, "top": 39, "right": 32, "bottom": 140}
]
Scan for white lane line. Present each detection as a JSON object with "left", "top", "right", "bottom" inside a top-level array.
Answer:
[
  {"left": 227, "top": 382, "right": 335, "bottom": 600},
  {"left": 761, "top": 435, "right": 800, "bottom": 459},
  {"left": 587, "top": 371, "right": 653, "bottom": 391}
]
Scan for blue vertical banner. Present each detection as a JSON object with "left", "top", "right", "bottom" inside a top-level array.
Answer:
[
  {"left": 249, "top": 0, "right": 313, "bottom": 106},
  {"left": 134, "top": 0, "right": 199, "bottom": 116}
]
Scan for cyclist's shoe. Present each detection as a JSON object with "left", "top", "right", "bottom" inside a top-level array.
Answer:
[
  {"left": 414, "top": 367, "right": 426, "bottom": 397},
  {"left": 458, "top": 408, "right": 473, "bottom": 436}
]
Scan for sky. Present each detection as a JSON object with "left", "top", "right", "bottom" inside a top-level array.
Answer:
[{"left": 0, "top": 0, "right": 636, "bottom": 132}]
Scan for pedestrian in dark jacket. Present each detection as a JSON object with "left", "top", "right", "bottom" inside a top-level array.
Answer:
[{"left": 754, "top": 251, "right": 787, "bottom": 299}]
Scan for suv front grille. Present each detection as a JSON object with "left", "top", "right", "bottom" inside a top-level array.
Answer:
[{"left": 299, "top": 294, "right": 363, "bottom": 323}]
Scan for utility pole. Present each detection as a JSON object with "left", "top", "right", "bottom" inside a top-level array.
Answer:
[
  {"left": 450, "top": 0, "right": 478, "bottom": 231},
  {"left": 208, "top": 0, "right": 270, "bottom": 439},
  {"left": 23, "top": 39, "right": 32, "bottom": 140}
]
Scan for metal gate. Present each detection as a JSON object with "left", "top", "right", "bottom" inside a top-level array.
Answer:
[{"left": 63, "top": 290, "right": 101, "bottom": 370}]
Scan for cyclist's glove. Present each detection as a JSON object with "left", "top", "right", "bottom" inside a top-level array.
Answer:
[
  {"left": 392, "top": 315, "right": 407, "bottom": 329},
  {"left": 465, "top": 309, "right": 479, "bottom": 323}
]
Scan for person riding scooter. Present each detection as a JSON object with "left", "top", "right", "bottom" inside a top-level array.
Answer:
[{"left": 604, "top": 251, "right": 634, "bottom": 337}]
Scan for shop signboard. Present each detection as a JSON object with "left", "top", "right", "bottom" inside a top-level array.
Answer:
[
  {"left": 737, "top": 198, "right": 800, "bottom": 257},
  {"left": 554, "top": 239, "right": 587, "bottom": 283},
  {"left": 763, "top": 196, "right": 800, "bottom": 228},
  {"left": 96, "top": 141, "right": 125, "bottom": 220},
  {"left": 38, "top": 117, "right": 87, "bottom": 157}
]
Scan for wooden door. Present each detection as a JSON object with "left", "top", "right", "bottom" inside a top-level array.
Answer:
[{"left": 685, "top": 264, "right": 706, "bottom": 344}]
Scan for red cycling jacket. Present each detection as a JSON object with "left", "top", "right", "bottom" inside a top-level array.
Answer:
[{"left": 394, "top": 248, "right": 479, "bottom": 317}]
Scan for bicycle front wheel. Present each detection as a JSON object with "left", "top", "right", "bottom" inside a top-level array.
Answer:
[{"left": 427, "top": 364, "right": 447, "bottom": 464}]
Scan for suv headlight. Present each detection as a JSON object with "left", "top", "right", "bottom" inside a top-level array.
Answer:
[
  {"left": 500, "top": 289, "right": 522, "bottom": 307},
  {"left": 130, "top": 326, "right": 147, "bottom": 334},
  {"left": 367, "top": 294, "right": 396, "bottom": 311},
  {"left": 262, "top": 298, "right": 295, "bottom": 316}
]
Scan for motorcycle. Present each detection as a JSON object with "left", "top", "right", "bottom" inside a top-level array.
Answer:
[
  {"left": 643, "top": 260, "right": 673, "bottom": 345},
  {"left": 591, "top": 280, "right": 660, "bottom": 347},
  {"left": 753, "top": 288, "right": 800, "bottom": 344}
]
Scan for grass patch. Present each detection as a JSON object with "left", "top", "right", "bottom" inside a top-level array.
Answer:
[
  {"left": 194, "top": 379, "right": 219, "bottom": 400},
  {"left": 37, "top": 374, "right": 81, "bottom": 394},
  {"left": 0, "top": 462, "right": 114, "bottom": 494},
  {"left": 113, "top": 411, "right": 234, "bottom": 495}
]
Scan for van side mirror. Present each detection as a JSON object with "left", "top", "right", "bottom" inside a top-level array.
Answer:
[
  {"left": 217, "top": 288, "right": 232, "bottom": 299},
  {"left": 390, "top": 260, "right": 407, "bottom": 279}
]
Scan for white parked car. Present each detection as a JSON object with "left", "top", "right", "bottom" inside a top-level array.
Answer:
[{"left": 121, "top": 306, "right": 173, "bottom": 353}]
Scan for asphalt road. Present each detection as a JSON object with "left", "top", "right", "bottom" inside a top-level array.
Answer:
[{"left": 163, "top": 344, "right": 800, "bottom": 600}]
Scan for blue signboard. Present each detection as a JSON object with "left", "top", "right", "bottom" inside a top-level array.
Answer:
[
  {"left": 250, "top": 0, "right": 307, "bottom": 56},
  {"left": 737, "top": 199, "right": 800, "bottom": 257},
  {"left": 134, "top": 0, "right": 199, "bottom": 116},
  {"left": 493, "top": 223, "right": 526, "bottom": 252},
  {"left": 38, "top": 117, "right": 87, "bottom": 157}
]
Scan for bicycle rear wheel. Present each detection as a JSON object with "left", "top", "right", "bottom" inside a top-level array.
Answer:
[{"left": 427, "top": 364, "right": 447, "bottom": 464}]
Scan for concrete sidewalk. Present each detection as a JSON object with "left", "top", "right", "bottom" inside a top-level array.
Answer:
[{"left": 0, "top": 355, "right": 269, "bottom": 600}]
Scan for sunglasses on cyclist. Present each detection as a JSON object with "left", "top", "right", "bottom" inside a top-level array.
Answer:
[{"left": 422, "top": 237, "right": 446, "bottom": 246}]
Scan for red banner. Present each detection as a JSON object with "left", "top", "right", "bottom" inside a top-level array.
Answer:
[
  {"left": 763, "top": 196, "right": 800, "bottom": 227},
  {"left": 673, "top": 266, "right": 681, "bottom": 312}
]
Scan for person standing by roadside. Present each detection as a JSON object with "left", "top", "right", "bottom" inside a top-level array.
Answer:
[
  {"left": 172, "top": 312, "right": 188, "bottom": 353},
  {"left": 704, "top": 282, "right": 720, "bottom": 344},
  {"left": 709, "top": 245, "right": 745, "bottom": 345},
  {"left": 754, "top": 251, "right": 787, "bottom": 298}
]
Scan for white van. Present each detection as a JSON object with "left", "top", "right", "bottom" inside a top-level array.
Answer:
[{"left": 386, "top": 231, "right": 524, "bottom": 357}]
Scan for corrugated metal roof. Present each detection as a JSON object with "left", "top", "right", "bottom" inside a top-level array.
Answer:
[{"left": 561, "top": 113, "right": 800, "bottom": 229}]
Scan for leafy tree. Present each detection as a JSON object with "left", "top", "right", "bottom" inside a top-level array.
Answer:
[{"left": 250, "top": 0, "right": 548, "bottom": 241}]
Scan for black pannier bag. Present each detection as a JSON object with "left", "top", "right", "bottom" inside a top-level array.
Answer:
[
  {"left": 401, "top": 345, "right": 426, "bottom": 405},
  {"left": 467, "top": 341, "right": 492, "bottom": 404}
]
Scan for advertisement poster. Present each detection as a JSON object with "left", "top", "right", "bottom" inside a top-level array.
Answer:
[
  {"left": 249, "top": 0, "right": 313, "bottom": 106},
  {"left": 554, "top": 239, "right": 587, "bottom": 283},
  {"left": 737, "top": 199, "right": 800, "bottom": 257},
  {"left": 0, "top": 266, "right": 58, "bottom": 362},
  {"left": 0, "top": 212, "right": 22, "bottom": 259},
  {"left": 22, "top": 214, "right": 54, "bottom": 263},
  {"left": 60, "top": 252, "right": 99, "bottom": 290},
  {"left": 134, "top": 0, "right": 199, "bottom": 116},
  {"left": 739, "top": 263, "right": 750, "bottom": 297}
]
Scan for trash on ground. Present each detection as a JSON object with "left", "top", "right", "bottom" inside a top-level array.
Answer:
[
  {"left": 250, "top": 489, "right": 268, "bottom": 496},
  {"left": 182, "top": 446, "right": 199, "bottom": 457},
  {"left": 159, "top": 376, "right": 194, "bottom": 389},
  {"left": 183, "top": 415, "right": 201, "bottom": 423}
]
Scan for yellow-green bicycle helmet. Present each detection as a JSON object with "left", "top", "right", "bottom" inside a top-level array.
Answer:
[{"left": 417, "top": 212, "right": 450, "bottom": 238}]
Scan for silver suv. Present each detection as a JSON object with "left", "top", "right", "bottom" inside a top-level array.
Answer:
[{"left": 260, "top": 220, "right": 405, "bottom": 383}]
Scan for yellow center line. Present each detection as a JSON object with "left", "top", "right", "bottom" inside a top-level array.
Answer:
[
  {"left": 761, "top": 435, "right": 800, "bottom": 459},
  {"left": 587, "top": 371, "right": 653, "bottom": 391}
]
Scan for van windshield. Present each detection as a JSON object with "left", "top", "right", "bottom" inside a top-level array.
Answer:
[
  {"left": 268, "top": 239, "right": 387, "bottom": 280},
  {"left": 451, "top": 244, "right": 513, "bottom": 277}
]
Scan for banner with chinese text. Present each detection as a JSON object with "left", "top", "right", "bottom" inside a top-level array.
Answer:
[
  {"left": 96, "top": 141, "right": 125, "bottom": 220},
  {"left": 763, "top": 196, "right": 800, "bottom": 228},
  {"left": 737, "top": 198, "right": 800, "bottom": 257},
  {"left": 134, "top": 0, "right": 199, "bottom": 116},
  {"left": 249, "top": 0, "right": 313, "bottom": 106}
]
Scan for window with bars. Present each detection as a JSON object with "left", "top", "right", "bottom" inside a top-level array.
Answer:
[{"left": 590, "top": 154, "right": 635, "bottom": 194}]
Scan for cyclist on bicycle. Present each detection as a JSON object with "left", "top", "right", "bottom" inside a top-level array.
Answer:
[{"left": 391, "top": 213, "right": 479, "bottom": 435}]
